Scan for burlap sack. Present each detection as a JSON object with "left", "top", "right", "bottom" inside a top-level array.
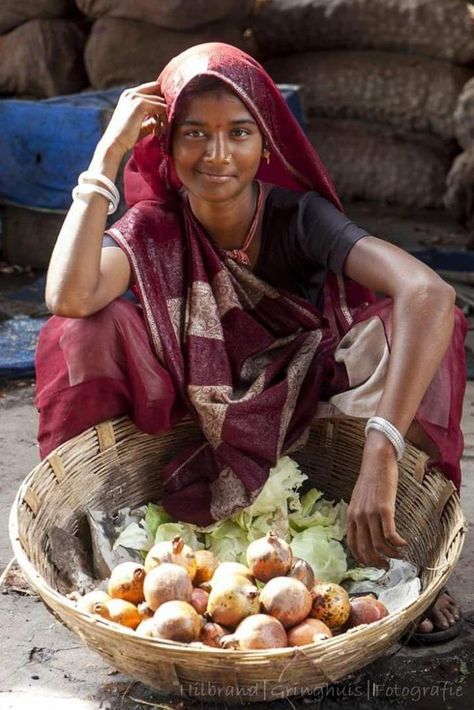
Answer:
[
  {"left": 266, "top": 52, "right": 472, "bottom": 141},
  {"left": 453, "top": 77, "right": 474, "bottom": 150},
  {"left": 0, "top": 0, "right": 76, "bottom": 34},
  {"left": 85, "top": 17, "right": 252, "bottom": 89},
  {"left": 444, "top": 148, "right": 474, "bottom": 228},
  {"left": 76, "top": 0, "right": 253, "bottom": 30},
  {"left": 308, "top": 119, "right": 456, "bottom": 208},
  {"left": 0, "top": 19, "right": 87, "bottom": 98},
  {"left": 254, "top": 0, "right": 474, "bottom": 64}
]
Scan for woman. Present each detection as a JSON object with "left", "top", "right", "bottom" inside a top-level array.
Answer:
[{"left": 37, "top": 43, "right": 465, "bottom": 641}]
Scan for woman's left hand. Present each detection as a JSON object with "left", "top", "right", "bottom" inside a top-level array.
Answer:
[{"left": 346, "top": 431, "right": 408, "bottom": 569}]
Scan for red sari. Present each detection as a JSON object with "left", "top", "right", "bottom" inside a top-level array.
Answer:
[{"left": 35, "top": 43, "right": 467, "bottom": 525}]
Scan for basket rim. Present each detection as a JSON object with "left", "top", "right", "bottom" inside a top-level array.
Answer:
[{"left": 8, "top": 415, "right": 468, "bottom": 659}]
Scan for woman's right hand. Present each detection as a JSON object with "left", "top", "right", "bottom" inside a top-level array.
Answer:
[{"left": 99, "top": 81, "right": 167, "bottom": 157}]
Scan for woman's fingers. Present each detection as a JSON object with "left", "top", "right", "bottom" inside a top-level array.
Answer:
[
  {"left": 129, "top": 94, "right": 167, "bottom": 106},
  {"left": 380, "top": 509, "right": 408, "bottom": 549},
  {"left": 346, "top": 518, "right": 357, "bottom": 560},
  {"left": 348, "top": 519, "right": 374, "bottom": 567},
  {"left": 367, "top": 514, "right": 403, "bottom": 561},
  {"left": 125, "top": 80, "right": 163, "bottom": 96},
  {"left": 349, "top": 514, "right": 404, "bottom": 569},
  {"left": 363, "top": 520, "right": 390, "bottom": 569},
  {"left": 138, "top": 115, "right": 166, "bottom": 140}
]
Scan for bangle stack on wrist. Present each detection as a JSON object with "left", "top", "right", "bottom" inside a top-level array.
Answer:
[
  {"left": 365, "top": 416, "right": 406, "bottom": 461},
  {"left": 72, "top": 171, "right": 120, "bottom": 214}
]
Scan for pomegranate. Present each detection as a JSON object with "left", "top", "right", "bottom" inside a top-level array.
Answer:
[
  {"left": 221, "top": 614, "right": 288, "bottom": 650},
  {"left": 76, "top": 590, "right": 110, "bottom": 614},
  {"left": 93, "top": 598, "right": 141, "bottom": 629},
  {"left": 347, "top": 595, "right": 389, "bottom": 628},
  {"left": 194, "top": 550, "right": 220, "bottom": 585},
  {"left": 211, "top": 562, "right": 256, "bottom": 586},
  {"left": 260, "top": 577, "right": 312, "bottom": 629},
  {"left": 144, "top": 536, "right": 196, "bottom": 580},
  {"left": 246, "top": 531, "right": 292, "bottom": 582},
  {"left": 200, "top": 621, "right": 230, "bottom": 648},
  {"left": 135, "top": 618, "right": 156, "bottom": 637},
  {"left": 153, "top": 601, "right": 201, "bottom": 643},
  {"left": 108, "top": 561, "right": 146, "bottom": 604},
  {"left": 207, "top": 575, "right": 260, "bottom": 629},
  {"left": 287, "top": 618, "right": 332, "bottom": 646},
  {"left": 286, "top": 557, "right": 315, "bottom": 590},
  {"left": 143, "top": 562, "right": 193, "bottom": 611},
  {"left": 310, "top": 582, "right": 350, "bottom": 630},
  {"left": 191, "top": 587, "right": 209, "bottom": 615}
]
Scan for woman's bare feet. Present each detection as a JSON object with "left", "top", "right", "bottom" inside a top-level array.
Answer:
[{"left": 416, "top": 589, "right": 461, "bottom": 634}]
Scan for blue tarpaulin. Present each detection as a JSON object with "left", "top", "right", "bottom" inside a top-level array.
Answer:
[
  {"left": 0, "top": 88, "right": 123, "bottom": 210},
  {"left": 0, "top": 317, "right": 48, "bottom": 381}
]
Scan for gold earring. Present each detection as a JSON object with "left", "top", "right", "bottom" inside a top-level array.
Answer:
[{"left": 262, "top": 147, "right": 270, "bottom": 165}]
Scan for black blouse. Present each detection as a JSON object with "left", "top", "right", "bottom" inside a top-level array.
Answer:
[
  {"left": 103, "top": 186, "right": 369, "bottom": 311},
  {"left": 253, "top": 186, "right": 369, "bottom": 310}
]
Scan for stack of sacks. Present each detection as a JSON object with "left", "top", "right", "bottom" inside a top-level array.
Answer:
[
  {"left": 0, "top": 1, "right": 88, "bottom": 97},
  {"left": 78, "top": 0, "right": 256, "bottom": 89},
  {"left": 446, "top": 62, "right": 474, "bottom": 231},
  {"left": 255, "top": 0, "right": 474, "bottom": 209}
]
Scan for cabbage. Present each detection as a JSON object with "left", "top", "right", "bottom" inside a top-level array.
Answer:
[
  {"left": 290, "top": 528, "right": 348, "bottom": 583},
  {"left": 203, "top": 520, "right": 249, "bottom": 563},
  {"left": 244, "top": 456, "right": 307, "bottom": 517},
  {"left": 145, "top": 503, "right": 173, "bottom": 538},
  {"left": 154, "top": 522, "right": 204, "bottom": 550},
  {"left": 289, "top": 489, "right": 348, "bottom": 540}
]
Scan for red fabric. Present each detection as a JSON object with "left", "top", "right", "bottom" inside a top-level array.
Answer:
[
  {"left": 35, "top": 43, "right": 467, "bottom": 523},
  {"left": 35, "top": 299, "right": 187, "bottom": 456}
]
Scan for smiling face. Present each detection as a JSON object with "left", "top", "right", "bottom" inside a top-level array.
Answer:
[{"left": 171, "top": 84, "right": 264, "bottom": 204}]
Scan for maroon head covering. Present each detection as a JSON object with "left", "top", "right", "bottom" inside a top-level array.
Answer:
[
  {"left": 125, "top": 42, "right": 341, "bottom": 208},
  {"left": 107, "top": 43, "right": 375, "bottom": 524}
]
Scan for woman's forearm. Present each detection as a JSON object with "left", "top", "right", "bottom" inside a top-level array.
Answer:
[
  {"left": 368, "top": 281, "right": 456, "bottom": 449},
  {"left": 45, "top": 140, "right": 125, "bottom": 315}
]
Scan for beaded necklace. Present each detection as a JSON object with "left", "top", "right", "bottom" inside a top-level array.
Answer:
[{"left": 224, "top": 181, "right": 264, "bottom": 267}]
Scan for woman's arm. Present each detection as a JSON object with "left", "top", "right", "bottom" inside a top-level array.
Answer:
[
  {"left": 45, "top": 82, "right": 166, "bottom": 318},
  {"left": 342, "top": 235, "right": 456, "bottom": 568},
  {"left": 45, "top": 143, "right": 129, "bottom": 317}
]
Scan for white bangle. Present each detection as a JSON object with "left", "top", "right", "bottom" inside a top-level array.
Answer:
[
  {"left": 365, "top": 416, "right": 406, "bottom": 461},
  {"left": 79, "top": 171, "right": 120, "bottom": 207},
  {"left": 72, "top": 183, "right": 118, "bottom": 215}
]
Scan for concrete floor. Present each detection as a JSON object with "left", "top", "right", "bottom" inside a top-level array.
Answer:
[{"left": 0, "top": 377, "right": 473, "bottom": 710}]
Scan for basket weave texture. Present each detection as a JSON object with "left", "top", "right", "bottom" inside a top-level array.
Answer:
[{"left": 9, "top": 416, "right": 466, "bottom": 704}]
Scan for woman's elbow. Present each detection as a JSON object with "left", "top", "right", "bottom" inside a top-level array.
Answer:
[
  {"left": 45, "top": 295, "right": 90, "bottom": 319},
  {"left": 409, "top": 276, "right": 456, "bottom": 312}
]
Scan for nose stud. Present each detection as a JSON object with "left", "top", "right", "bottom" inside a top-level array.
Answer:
[{"left": 203, "top": 153, "right": 232, "bottom": 164}]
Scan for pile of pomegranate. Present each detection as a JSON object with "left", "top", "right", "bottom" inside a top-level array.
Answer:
[{"left": 75, "top": 531, "right": 388, "bottom": 649}]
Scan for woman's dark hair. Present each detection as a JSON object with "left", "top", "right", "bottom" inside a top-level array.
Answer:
[{"left": 180, "top": 75, "right": 234, "bottom": 100}]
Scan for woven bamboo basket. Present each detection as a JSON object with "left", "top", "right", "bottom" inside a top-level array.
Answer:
[{"left": 10, "top": 415, "right": 466, "bottom": 704}]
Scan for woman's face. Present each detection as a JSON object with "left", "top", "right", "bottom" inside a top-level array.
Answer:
[{"left": 171, "top": 88, "right": 264, "bottom": 203}]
